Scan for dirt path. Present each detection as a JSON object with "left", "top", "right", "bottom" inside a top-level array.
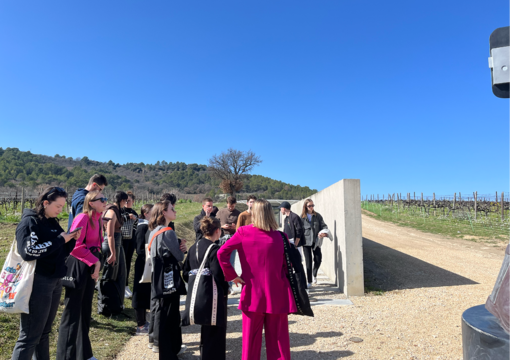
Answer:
[{"left": 116, "top": 215, "right": 507, "bottom": 359}]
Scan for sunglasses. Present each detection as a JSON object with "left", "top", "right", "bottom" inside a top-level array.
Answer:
[
  {"left": 307, "top": 205, "right": 315, "bottom": 208},
  {"left": 46, "top": 187, "right": 66, "bottom": 197},
  {"left": 90, "top": 197, "right": 108, "bottom": 203}
]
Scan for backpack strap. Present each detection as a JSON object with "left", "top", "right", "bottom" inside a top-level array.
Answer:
[{"left": 148, "top": 227, "right": 173, "bottom": 253}]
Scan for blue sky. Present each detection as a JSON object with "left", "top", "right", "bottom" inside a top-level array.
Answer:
[{"left": 0, "top": 0, "right": 508, "bottom": 198}]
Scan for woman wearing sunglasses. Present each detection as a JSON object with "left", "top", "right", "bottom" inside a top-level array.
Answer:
[
  {"left": 11, "top": 187, "right": 80, "bottom": 360},
  {"left": 98, "top": 191, "right": 129, "bottom": 316},
  {"left": 56, "top": 191, "right": 107, "bottom": 360},
  {"left": 301, "top": 199, "right": 328, "bottom": 287}
]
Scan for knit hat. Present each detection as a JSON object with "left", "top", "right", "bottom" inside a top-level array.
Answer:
[{"left": 279, "top": 201, "right": 291, "bottom": 210}]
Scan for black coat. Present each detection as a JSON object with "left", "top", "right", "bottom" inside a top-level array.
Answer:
[
  {"left": 182, "top": 239, "right": 229, "bottom": 326},
  {"left": 131, "top": 222, "right": 151, "bottom": 310},
  {"left": 283, "top": 211, "right": 304, "bottom": 247},
  {"left": 193, "top": 207, "right": 219, "bottom": 241}
]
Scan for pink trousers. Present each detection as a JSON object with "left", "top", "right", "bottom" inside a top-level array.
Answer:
[{"left": 241, "top": 311, "right": 291, "bottom": 360}]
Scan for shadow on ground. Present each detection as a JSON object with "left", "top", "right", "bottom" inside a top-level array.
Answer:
[{"left": 363, "top": 237, "right": 478, "bottom": 291}]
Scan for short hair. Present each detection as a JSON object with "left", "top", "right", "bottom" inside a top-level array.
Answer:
[
  {"left": 227, "top": 196, "right": 237, "bottom": 205},
  {"left": 247, "top": 195, "right": 257, "bottom": 202},
  {"left": 200, "top": 216, "right": 221, "bottom": 237},
  {"left": 140, "top": 204, "right": 154, "bottom": 219},
  {"left": 149, "top": 200, "right": 172, "bottom": 231},
  {"left": 202, "top": 197, "right": 214, "bottom": 205},
  {"left": 252, "top": 199, "right": 278, "bottom": 231},
  {"left": 88, "top": 174, "right": 108, "bottom": 187},
  {"left": 160, "top": 193, "right": 177, "bottom": 205},
  {"left": 114, "top": 191, "right": 128, "bottom": 207},
  {"left": 127, "top": 191, "right": 135, "bottom": 201}
]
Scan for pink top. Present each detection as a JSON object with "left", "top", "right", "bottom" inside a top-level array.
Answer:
[
  {"left": 217, "top": 225, "right": 297, "bottom": 314},
  {"left": 70, "top": 212, "right": 103, "bottom": 266}
]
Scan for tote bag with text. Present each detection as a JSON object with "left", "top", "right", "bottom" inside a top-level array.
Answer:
[{"left": 0, "top": 240, "right": 36, "bottom": 314}]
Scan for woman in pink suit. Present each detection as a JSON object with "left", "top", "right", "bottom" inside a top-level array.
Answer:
[{"left": 217, "top": 199, "right": 297, "bottom": 360}]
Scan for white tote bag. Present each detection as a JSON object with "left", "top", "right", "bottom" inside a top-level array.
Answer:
[{"left": 0, "top": 239, "right": 36, "bottom": 314}]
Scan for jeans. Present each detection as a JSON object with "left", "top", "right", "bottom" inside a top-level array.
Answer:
[{"left": 11, "top": 273, "right": 62, "bottom": 360}]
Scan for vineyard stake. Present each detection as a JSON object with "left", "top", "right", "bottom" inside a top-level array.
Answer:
[{"left": 501, "top": 192, "right": 504, "bottom": 221}]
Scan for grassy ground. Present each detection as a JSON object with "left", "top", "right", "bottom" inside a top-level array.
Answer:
[
  {"left": 361, "top": 201, "right": 509, "bottom": 242},
  {"left": 0, "top": 200, "right": 227, "bottom": 360}
]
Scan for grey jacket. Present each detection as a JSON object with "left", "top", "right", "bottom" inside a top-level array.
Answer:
[
  {"left": 302, "top": 212, "right": 328, "bottom": 247},
  {"left": 149, "top": 226, "right": 184, "bottom": 264}
]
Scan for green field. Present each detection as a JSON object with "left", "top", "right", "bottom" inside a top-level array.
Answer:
[
  {"left": 361, "top": 201, "right": 509, "bottom": 242},
  {"left": 0, "top": 200, "right": 225, "bottom": 360}
]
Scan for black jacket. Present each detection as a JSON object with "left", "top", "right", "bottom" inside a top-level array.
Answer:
[
  {"left": 302, "top": 212, "right": 328, "bottom": 247},
  {"left": 182, "top": 239, "right": 229, "bottom": 296},
  {"left": 193, "top": 207, "right": 219, "bottom": 241},
  {"left": 16, "top": 209, "right": 68, "bottom": 278},
  {"left": 283, "top": 211, "right": 304, "bottom": 246}
]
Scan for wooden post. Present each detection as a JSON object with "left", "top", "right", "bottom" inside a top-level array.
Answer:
[
  {"left": 474, "top": 191, "right": 477, "bottom": 220},
  {"left": 459, "top": 192, "right": 461, "bottom": 202},
  {"left": 433, "top": 193, "right": 436, "bottom": 216},
  {"left": 421, "top": 193, "right": 423, "bottom": 205},
  {"left": 453, "top": 193, "right": 456, "bottom": 210},
  {"left": 501, "top": 192, "right": 504, "bottom": 221},
  {"left": 414, "top": 192, "right": 416, "bottom": 200},
  {"left": 21, "top": 187, "right": 25, "bottom": 214}
]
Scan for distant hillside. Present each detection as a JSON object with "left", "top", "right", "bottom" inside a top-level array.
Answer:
[{"left": 0, "top": 147, "right": 316, "bottom": 200}]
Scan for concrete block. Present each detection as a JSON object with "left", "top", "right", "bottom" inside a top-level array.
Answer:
[{"left": 290, "top": 179, "right": 364, "bottom": 296}]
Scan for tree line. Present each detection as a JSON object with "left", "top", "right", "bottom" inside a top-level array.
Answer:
[{"left": 0, "top": 148, "right": 316, "bottom": 200}]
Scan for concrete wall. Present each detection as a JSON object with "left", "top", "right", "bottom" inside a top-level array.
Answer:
[{"left": 290, "top": 179, "right": 364, "bottom": 296}]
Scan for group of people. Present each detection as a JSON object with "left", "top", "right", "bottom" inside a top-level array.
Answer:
[{"left": 10, "top": 173, "right": 329, "bottom": 360}]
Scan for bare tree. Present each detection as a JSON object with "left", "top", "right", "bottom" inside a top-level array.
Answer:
[{"left": 208, "top": 148, "right": 262, "bottom": 197}]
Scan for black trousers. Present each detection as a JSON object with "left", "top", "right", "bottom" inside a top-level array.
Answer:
[
  {"left": 303, "top": 245, "right": 322, "bottom": 284},
  {"left": 199, "top": 295, "right": 227, "bottom": 360},
  {"left": 11, "top": 274, "right": 62, "bottom": 360},
  {"left": 158, "top": 295, "right": 182, "bottom": 360},
  {"left": 56, "top": 272, "right": 96, "bottom": 360},
  {"left": 135, "top": 308, "right": 147, "bottom": 327},
  {"left": 149, "top": 297, "right": 161, "bottom": 346},
  {"left": 123, "top": 238, "right": 135, "bottom": 287}
]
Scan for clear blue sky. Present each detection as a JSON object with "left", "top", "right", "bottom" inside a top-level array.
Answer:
[{"left": 0, "top": 0, "right": 508, "bottom": 198}]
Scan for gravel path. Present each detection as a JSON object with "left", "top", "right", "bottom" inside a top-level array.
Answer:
[{"left": 116, "top": 215, "right": 507, "bottom": 359}]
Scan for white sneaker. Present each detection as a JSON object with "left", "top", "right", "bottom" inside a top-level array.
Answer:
[
  {"left": 152, "top": 345, "right": 159, "bottom": 353},
  {"left": 177, "top": 345, "right": 187, "bottom": 356},
  {"left": 307, "top": 283, "right": 312, "bottom": 289},
  {"left": 313, "top": 277, "right": 317, "bottom": 284},
  {"left": 87, "top": 357, "right": 98, "bottom": 360},
  {"left": 124, "top": 287, "right": 132, "bottom": 299}
]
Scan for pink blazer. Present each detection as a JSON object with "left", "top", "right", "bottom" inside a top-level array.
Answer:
[
  {"left": 70, "top": 212, "right": 103, "bottom": 266},
  {"left": 217, "top": 225, "right": 297, "bottom": 314}
]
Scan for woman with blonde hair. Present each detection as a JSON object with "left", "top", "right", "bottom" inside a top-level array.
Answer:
[
  {"left": 300, "top": 199, "right": 328, "bottom": 287},
  {"left": 217, "top": 199, "right": 297, "bottom": 360},
  {"left": 57, "top": 190, "right": 106, "bottom": 360}
]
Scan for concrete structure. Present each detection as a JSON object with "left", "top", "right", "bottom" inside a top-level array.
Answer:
[
  {"left": 290, "top": 179, "right": 364, "bottom": 296},
  {"left": 462, "top": 305, "right": 509, "bottom": 359}
]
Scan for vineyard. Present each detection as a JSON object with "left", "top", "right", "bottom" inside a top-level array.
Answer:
[
  {"left": 362, "top": 192, "right": 510, "bottom": 240},
  {"left": 0, "top": 188, "right": 200, "bottom": 223}
]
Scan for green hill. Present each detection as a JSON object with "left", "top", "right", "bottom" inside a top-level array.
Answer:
[{"left": 0, "top": 147, "right": 315, "bottom": 200}]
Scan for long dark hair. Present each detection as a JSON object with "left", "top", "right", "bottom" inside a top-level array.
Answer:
[
  {"left": 114, "top": 191, "right": 128, "bottom": 208},
  {"left": 35, "top": 187, "right": 68, "bottom": 219}
]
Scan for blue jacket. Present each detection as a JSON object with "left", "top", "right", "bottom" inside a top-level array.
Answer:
[{"left": 68, "top": 188, "right": 89, "bottom": 229}]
